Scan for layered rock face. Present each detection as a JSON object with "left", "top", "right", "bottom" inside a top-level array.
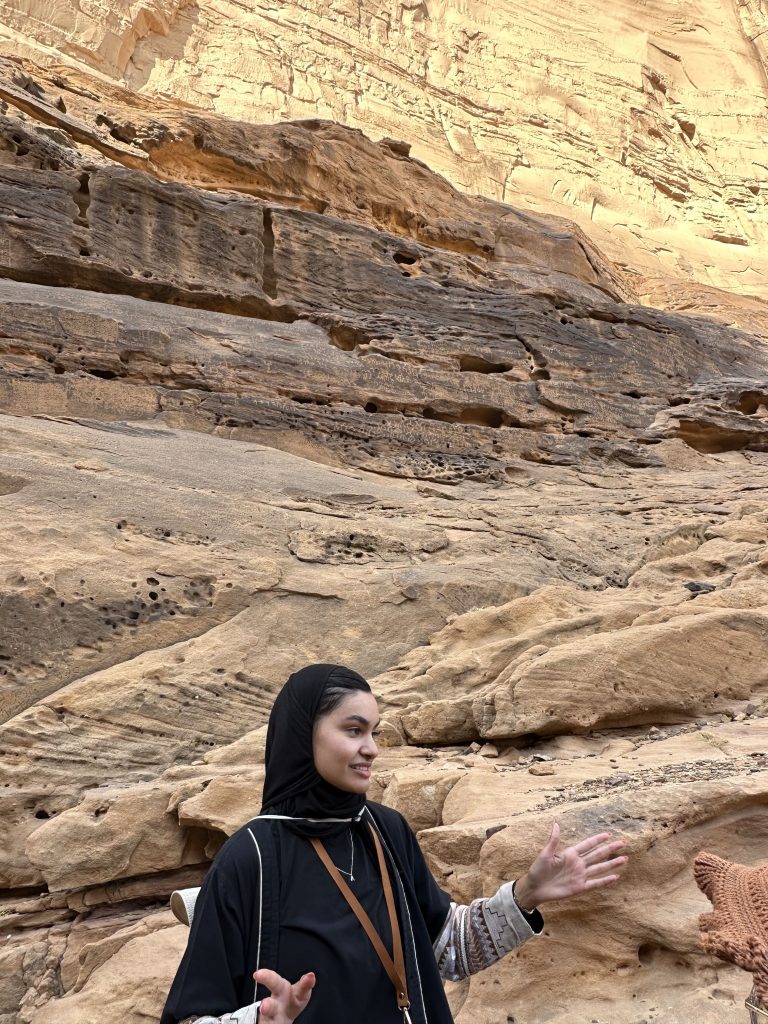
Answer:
[
  {"left": 0, "top": 43, "right": 767, "bottom": 1024},
  {"left": 2, "top": 0, "right": 767, "bottom": 297}
]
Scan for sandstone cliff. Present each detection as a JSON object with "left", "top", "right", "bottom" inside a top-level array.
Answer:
[
  {"left": 2, "top": 0, "right": 768, "bottom": 298},
  {"left": 0, "top": 28, "right": 767, "bottom": 1024}
]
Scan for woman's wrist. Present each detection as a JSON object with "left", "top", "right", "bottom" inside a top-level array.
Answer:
[{"left": 513, "top": 874, "right": 539, "bottom": 913}]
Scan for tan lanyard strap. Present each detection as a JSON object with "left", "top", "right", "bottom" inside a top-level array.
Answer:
[
  {"left": 310, "top": 824, "right": 410, "bottom": 1010},
  {"left": 370, "top": 822, "right": 407, "bottom": 1008}
]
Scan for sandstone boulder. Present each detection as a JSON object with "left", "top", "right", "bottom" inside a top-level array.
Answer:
[{"left": 25, "top": 783, "right": 209, "bottom": 891}]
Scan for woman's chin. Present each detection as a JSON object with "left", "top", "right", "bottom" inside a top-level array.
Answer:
[{"left": 342, "top": 771, "right": 372, "bottom": 793}]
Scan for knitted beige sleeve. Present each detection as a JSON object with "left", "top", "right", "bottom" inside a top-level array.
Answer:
[{"left": 694, "top": 851, "right": 768, "bottom": 1005}]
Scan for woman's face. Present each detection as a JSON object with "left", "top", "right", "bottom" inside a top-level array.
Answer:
[{"left": 312, "top": 690, "right": 381, "bottom": 793}]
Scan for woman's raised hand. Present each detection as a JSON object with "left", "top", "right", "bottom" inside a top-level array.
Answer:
[
  {"left": 514, "top": 822, "right": 627, "bottom": 910},
  {"left": 253, "top": 969, "right": 315, "bottom": 1023}
]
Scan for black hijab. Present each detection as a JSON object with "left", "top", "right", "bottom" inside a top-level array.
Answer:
[{"left": 260, "top": 663, "right": 371, "bottom": 836}]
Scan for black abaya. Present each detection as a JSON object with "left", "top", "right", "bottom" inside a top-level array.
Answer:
[{"left": 160, "top": 803, "right": 454, "bottom": 1024}]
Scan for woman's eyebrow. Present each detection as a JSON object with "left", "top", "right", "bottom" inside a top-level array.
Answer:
[{"left": 342, "top": 714, "right": 381, "bottom": 728}]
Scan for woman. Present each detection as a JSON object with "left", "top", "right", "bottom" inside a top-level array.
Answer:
[{"left": 161, "top": 664, "right": 627, "bottom": 1024}]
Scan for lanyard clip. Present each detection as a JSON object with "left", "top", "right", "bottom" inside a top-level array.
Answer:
[{"left": 402, "top": 1008, "right": 413, "bottom": 1024}]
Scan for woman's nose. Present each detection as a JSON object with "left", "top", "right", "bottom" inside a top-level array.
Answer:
[{"left": 361, "top": 734, "right": 378, "bottom": 758}]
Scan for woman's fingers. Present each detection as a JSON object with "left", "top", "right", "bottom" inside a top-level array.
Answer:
[
  {"left": 289, "top": 973, "right": 316, "bottom": 1014},
  {"left": 522, "top": 827, "right": 630, "bottom": 905},
  {"left": 255, "top": 969, "right": 291, "bottom": 999},
  {"left": 585, "top": 855, "right": 627, "bottom": 877},
  {"left": 542, "top": 820, "right": 560, "bottom": 855},
  {"left": 258, "top": 997, "right": 278, "bottom": 1022},
  {"left": 570, "top": 832, "right": 614, "bottom": 856},
  {"left": 583, "top": 873, "right": 621, "bottom": 890},
  {"left": 253, "top": 969, "right": 315, "bottom": 1022},
  {"left": 578, "top": 838, "right": 626, "bottom": 866}
]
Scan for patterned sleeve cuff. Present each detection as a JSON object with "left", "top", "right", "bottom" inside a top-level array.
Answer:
[
  {"left": 179, "top": 1002, "right": 260, "bottom": 1024},
  {"left": 434, "top": 883, "right": 544, "bottom": 982},
  {"left": 486, "top": 882, "right": 544, "bottom": 949}
]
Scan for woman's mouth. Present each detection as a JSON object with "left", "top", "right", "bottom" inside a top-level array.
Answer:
[{"left": 350, "top": 763, "right": 372, "bottom": 778}]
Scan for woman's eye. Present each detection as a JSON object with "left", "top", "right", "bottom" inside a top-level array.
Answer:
[
  {"left": 372, "top": 731, "right": 381, "bottom": 738},
  {"left": 348, "top": 728, "right": 361, "bottom": 736}
]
